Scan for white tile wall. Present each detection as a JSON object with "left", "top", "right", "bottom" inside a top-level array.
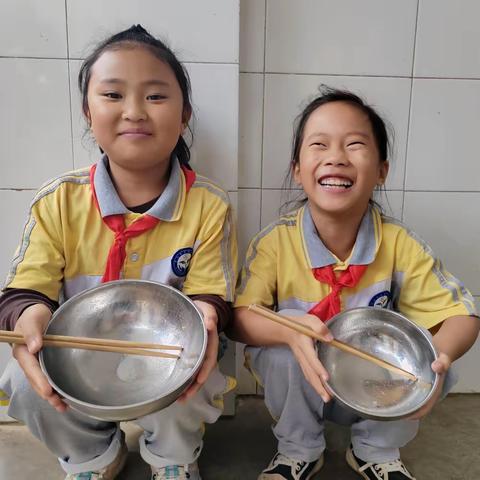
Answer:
[
  {"left": 0, "top": 0, "right": 67, "bottom": 58},
  {"left": 415, "top": 0, "right": 480, "bottom": 78},
  {"left": 69, "top": 59, "right": 97, "bottom": 169},
  {"left": 403, "top": 192, "right": 480, "bottom": 296},
  {"left": 261, "top": 189, "right": 286, "bottom": 228},
  {"left": 237, "top": 189, "right": 261, "bottom": 260},
  {"left": 239, "top": 74, "right": 263, "bottom": 188},
  {"left": 0, "top": 59, "right": 73, "bottom": 189},
  {"left": 0, "top": 190, "right": 36, "bottom": 283},
  {"left": 230, "top": 190, "right": 259, "bottom": 394},
  {"left": 66, "top": 0, "right": 239, "bottom": 62},
  {"left": 452, "top": 334, "right": 480, "bottom": 393},
  {"left": 265, "top": 0, "right": 417, "bottom": 76},
  {"left": 239, "top": 0, "right": 265, "bottom": 72},
  {"left": 187, "top": 64, "right": 239, "bottom": 192},
  {"left": 406, "top": 79, "right": 480, "bottom": 191},
  {"left": 262, "top": 74, "right": 411, "bottom": 190},
  {"left": 374, "top": 190, "right": 404, "bottom": 220}
]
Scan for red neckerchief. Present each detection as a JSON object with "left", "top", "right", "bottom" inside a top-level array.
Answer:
[
  {"left": 308, "top": 264, "right": 367, "bottom": 321},
  {"left": 89, "top": 163, "right": 196, "bottom": 282}
]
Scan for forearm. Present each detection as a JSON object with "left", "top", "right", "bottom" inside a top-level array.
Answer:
[
  {"left": 432, "top": 315, "right": 480, "bottom": 361},
  {"left": 228, "top": 306, "right": 291, "bottom": 346},
  {"left": 0, "top": 288, "right": 58, "bottom": 331},
  {"left": 189, "top": 294, "right": 232, "bottom": 332}
]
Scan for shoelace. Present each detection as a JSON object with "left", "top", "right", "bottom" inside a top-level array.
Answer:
[
  {"left": 359, "top": 458, "right": 415, "bottom": 480},
  {"left": 272, "top": 453, "right": 306, "bottom": 474},
  {"left": 66, "top": 473, "right": 105, "bottom": 480},
  {"left": 153, "top": 465, "right": 191, "bottom": 480}
]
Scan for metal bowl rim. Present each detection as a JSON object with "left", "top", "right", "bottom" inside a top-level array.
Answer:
[
  {"left": 39, "top": 279, "right": 207, "bottom": 411},
  {"left": 321, "top": 306, "right": 440, "bottom": 420}
]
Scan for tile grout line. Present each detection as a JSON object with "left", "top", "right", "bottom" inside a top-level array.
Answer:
[
  {"left": 401, "top": 0, "right": 421, "bottom": 222},
  {"left": 259, "top": 0, "right": 268, "bottom": 232},
  {"left": 64, "top": 0, "right": 75, "bottom": 170}
]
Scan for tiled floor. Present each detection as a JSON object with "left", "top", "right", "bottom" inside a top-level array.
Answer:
[{"left": 0, "top": 395, "right": 479, "bottom": 479}]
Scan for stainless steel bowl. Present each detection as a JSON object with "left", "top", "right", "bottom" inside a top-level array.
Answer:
[
  {"left": 318, "top": 307, "right": 438, "bottom": 420},
  {"left": 39, "top": 280, "right": 206, "bottom": 421}
]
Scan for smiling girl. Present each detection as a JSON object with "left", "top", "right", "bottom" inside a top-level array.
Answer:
[
  {"left": 0, "top": 25, "right": 237, "bottom": 480},
  {"left": 231, "top": 88, "right": 478, "bottom": 480}
]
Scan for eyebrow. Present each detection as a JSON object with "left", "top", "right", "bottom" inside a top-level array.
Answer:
[
  {"left": 305, "top": 131, "right": 370, "bottom": 142},
  {"left": 99, "top": 78, "right": 171, "bottom": 87}
]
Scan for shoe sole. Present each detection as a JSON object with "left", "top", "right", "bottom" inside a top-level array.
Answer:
[
  {"left": 257, "top": 453, "right": 325, "bottom": 480},
  {"left": 345, "top": 448, "right": 370, "bottom": 480}
]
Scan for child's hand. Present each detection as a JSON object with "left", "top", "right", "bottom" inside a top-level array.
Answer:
[
  {"left": 12, "top": 304, "right": 68, "bottom": 413},
  {"left": 408, "top": 352, "right": 451, "bottom": 420},
  {"left": 178, "top": 300, "right": 219, "bottom": 402},
  {"left": 286, "top": 313, "right": 333, "bottom": 403}
]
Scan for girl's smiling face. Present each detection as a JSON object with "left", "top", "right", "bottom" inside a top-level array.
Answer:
[
  {"left": 294, "top": 101, "right": 389, "bottom": 218},
  {"left": 85, "top": 46, "right": 188, "bottom": 172}
]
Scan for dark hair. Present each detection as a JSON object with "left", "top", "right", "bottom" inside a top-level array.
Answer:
[
  {"left": 282, "top": 86, "right": 392, "bottom": 213},
  {"left": 78, "top": 24, "right": 193, "bottom": 167}
]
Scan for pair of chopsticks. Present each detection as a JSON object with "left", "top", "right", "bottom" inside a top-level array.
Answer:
[
  {"left": 0, "top": 330, "right": 182, "bottom": 359},
  {"left": 249, "top": 304, "right": 418, "bottom": 382}
]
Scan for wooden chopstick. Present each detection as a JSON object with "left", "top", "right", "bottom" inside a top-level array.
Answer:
[
  {"left": 0, "top": 330, "right": 182, "bottom": 351},
  {"left": 249, "top": 304, "right": 418, "bottom": 382},
  {"left": 0, "top": 333, "right": 180, "bottom": 359}
]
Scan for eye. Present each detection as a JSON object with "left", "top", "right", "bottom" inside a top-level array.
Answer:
[
  {"left": 310, "top": 142, "right": 327, "bottom": 148},
  {"left": 102, "top": 92, "right": 122, "bottom": 99},
  {"left": 147, "top": 94, "right": 167, "bottom": 101},
  {"left": 347, "top": 141, "right": 365, "bottom": 148}
]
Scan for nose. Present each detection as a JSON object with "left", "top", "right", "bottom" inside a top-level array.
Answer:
[
  {"left": 323, "top": 145, "right": 349, "bottom": 166},
  {"left": 122, "top": 96, "right": 147, "bottom": 122}
]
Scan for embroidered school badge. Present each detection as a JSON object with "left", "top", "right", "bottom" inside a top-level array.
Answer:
[
  {"left": 368, "top": 290, "right": 392, "bottom": 308},
  {"left": 171, "top": 247, "right": 193, "bottom": 276}
]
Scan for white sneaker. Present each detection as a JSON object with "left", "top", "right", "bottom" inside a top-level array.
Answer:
[
  {"left": 64, "top": 442, "right": 128, "bottom": 480},
  {"left": 151, "top": 461, "right": 202, "bottom": 480},
  {"left": 346, "top": 445, "right": 416, "bottom": 480}
]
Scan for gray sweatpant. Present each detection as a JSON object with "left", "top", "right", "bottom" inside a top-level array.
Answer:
[
  {"left": 246, "top": 343, "right": 456, "bottom": 464},
  {"left": 0, "top": 359, "right": 229, "bottom": 475}
]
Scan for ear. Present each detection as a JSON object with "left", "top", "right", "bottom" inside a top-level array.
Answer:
[
  {"left": 83, "top": 105, "right": 92, "bottom": 128},
  {"left": 181, "top": 106, "right": 192, "bottom": 132},
  {"left": 377, "top": 160, "right": 389, "bottom": 186},
  {"left": 292, "top": 161, "right": 302, "bottom": 186}
]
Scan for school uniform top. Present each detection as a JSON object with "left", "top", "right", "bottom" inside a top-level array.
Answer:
[
  {"left": 4, "top": 157, "right": 237, "bottom": 308},
  {"left": 235, "top": 203, "right": 477, "bottom": 329}
]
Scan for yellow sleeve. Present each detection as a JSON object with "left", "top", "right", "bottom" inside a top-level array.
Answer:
[
  {"left": 4, "top": 192, "right": 65, "bottom": 301},
  {"left": 235, "top": 227, "right": 278, "bottom": 309},
  {"left": 397, "top": 236, "right": 477, "bottom": 329},
  {"left": 182, "top": 200, "right": 237, "bottom": 302}
]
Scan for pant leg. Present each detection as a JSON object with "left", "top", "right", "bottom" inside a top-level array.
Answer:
[
  {"left": 350, "top": 363, "right": 458, "bottom": 463},
  {"left": 0, "top": 359, "right": 121, "bottom": 475},
  {"left": 135, "top": 365, "right": 233, "bottom": 468},
  {"left": 350, "top": 418, "right": 419, "bottom": 463},
  {"left": 246, "top": 345, "right": 325, "bottom": 462}
]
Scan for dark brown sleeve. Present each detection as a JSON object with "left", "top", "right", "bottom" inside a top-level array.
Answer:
[
  {"left": 188, "top": 294, "right": 233, "bottom": 333},
  {"left": 0, "top": 289, "right": 59, "bottom": 331}
]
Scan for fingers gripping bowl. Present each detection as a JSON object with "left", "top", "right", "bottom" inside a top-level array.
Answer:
[
  {"left": 39, "top": 280, "right": 207, "bottom": 421},
  {"left": 318, "top": 307, "right": 439, "bottom": 420}
]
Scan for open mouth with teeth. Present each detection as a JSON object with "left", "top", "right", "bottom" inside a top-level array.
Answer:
[{"left": 318, "top": 176, "right": 353, "bottom": 189}]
